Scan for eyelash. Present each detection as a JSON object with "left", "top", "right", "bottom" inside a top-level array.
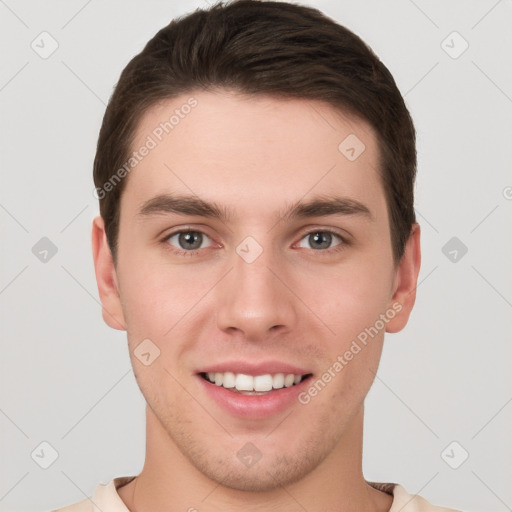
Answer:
[{"left": 161, "top": 228, "right": 350, "bottom": 257}]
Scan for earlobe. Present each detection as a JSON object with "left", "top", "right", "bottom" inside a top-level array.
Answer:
[
  {"left": 385, "top": 223, "right": 421, "bottom": 333},
  {"left": 91, "top": 215, "right": 127, "bottom": 331}
]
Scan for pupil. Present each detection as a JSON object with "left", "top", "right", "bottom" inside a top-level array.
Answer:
[
  {"left": 310, "top": 232, "right": 331, "bottom": 250},
  {"left": 179, "top": 231, "right": 202, "bottom": 250}
]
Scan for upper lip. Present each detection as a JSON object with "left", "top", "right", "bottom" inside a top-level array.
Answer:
[{"left": 196, "top": 360, "right": 312, "bottom": 377}]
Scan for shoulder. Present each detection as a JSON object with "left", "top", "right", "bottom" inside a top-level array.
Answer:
[
  {"left": 368, "top": 481, "right": 462, "bottom": 511},
  {"left": 52, "top": 476, "right": 136, "bottom": 512},
  {"left": 390, "top": 483, "right": 463, "bottom": 512}
]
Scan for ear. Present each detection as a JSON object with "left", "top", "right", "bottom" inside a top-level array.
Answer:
[
  {"left": 385, "top": 223, "right": 421, "bottom": 333},
  {"left": 91, "top": 215, "right": 127, "bottom": 331}
]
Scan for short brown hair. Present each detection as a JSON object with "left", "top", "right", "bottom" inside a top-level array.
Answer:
[{"left": 93, "top": 0, "right": 416, "bottom": 265}]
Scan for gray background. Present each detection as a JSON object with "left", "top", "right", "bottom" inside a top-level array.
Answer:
[{"left": 1, "top": 0, "right": 511, "bottom": 510}]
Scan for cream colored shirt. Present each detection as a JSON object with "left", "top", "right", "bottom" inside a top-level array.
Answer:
[{"left": 52, "top": 476, "right": 462, "bottom": 512}]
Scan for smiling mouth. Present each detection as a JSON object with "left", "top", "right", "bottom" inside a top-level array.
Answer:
[{"left": 198, "top": 371, "right": 313, "bottom": 395}]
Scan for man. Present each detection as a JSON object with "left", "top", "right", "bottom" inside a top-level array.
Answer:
[{"left": 55, "top": 1, "right": 462, "bottom": 510}]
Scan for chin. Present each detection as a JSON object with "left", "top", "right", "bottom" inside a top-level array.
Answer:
[{"left": 199, "top": 458, "right": 312, "bottom": 493}]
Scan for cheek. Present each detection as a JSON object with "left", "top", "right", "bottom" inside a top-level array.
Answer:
[
  {"left": 117, "top": 257, "right": 217, "bottom": 356},
  {"left": 118, "top": 241, "right": 188, "bottom": 317},
  {"left": 121, "top": 277, "right": 170, "bottom": 333},
  {"left": 299, "top": 255, "right": 394, "bottom": 341}
]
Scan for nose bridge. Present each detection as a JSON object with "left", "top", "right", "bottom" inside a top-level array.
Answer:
[{"left": 215, "top": 236, "right": 296, "bottom": 338}]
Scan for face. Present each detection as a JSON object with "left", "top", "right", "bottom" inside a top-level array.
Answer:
[{"left": 93, "top": 89, "right": 420, "bottom": 492}]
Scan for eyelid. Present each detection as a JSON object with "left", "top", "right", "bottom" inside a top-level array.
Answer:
[{"left": 161, "top": 224, "right": 215, "bottom": 241}]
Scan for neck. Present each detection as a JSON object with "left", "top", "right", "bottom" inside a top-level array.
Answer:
[{"left": 118, "top": 404, "right": 392, "bottom": 512}]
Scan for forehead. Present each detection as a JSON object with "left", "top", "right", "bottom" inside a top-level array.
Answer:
[{"left": 121, "top": 90, "right": 386, "bottom": 222}]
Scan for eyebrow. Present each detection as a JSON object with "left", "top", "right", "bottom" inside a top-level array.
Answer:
[{"left": 136, "top": 193, "right": 373, "bottom": 223}]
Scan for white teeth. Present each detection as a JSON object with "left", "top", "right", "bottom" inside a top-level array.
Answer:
[
  {"left": 284, "top": 374, "right": 295, "bottom": 387},
  {"left": 253, "top": 374, "right": 273, "bottom": 392},
  {"left": 223, "top": 371, "right": 236, "bottom": 389},
  {"left": 272, "top": 373, "right": 285, "bottom": 389},
  {"left": 235, "top": 373, "right": 253, "bottom": 391},
  {"left": 203, "top": 371, "right": 307, "bottom": 391}
]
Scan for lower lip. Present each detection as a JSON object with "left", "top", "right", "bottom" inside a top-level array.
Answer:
[{"left": 196, "top": 374, "right": 313, "bottom": 420}]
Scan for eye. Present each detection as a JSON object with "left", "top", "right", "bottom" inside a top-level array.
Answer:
[
  {"left": 297, "top": 230, "right": 344, "bottom": 251},
  {"left": 164, "top": 230, "right": 213, "bottom": 253}
]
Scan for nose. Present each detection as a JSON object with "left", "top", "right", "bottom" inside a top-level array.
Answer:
[{"left": 215, "top": 242, "right": 298, "bottom": 341}]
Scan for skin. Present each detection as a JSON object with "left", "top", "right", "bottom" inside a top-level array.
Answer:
[{"left": 92, "top": 89, "right": 421, "bottom": 512}]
